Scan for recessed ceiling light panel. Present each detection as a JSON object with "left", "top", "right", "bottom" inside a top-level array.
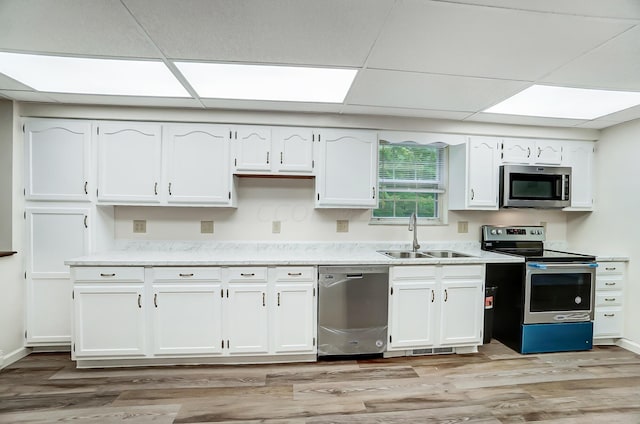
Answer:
[
  {"left": 484, "top": 85, "right": 640, "bottom": 120},
  {"left": 174, "top": 62, "right": 357, "bottom": 103},
  {"left": 0, "top": 51, "right": 190, "bottom": 97}
]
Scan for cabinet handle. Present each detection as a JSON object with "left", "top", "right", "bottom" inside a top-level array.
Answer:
[
  {"left": 154, "top": 182, "right": 158, "bottom": 195},
  {"left": 537, "top": 147, "right": 542, "bottom": 157},
  {"left": 431, "top": 290, "right": 435, "bottom": 303},
  {"left": 287, "top": 272, "right": 302, "bottom": 277},
  {"left": 138, "top": 294, "right": 142, "bottom": 308},
  {"left": 372, "top": 187, "right": 376, "bottom": 199},
  {"left": 84, "top": 215, "right": 88, "bottom": 228},
  {"left": 471, "top": 189, "right": 475, "bottom": 200},
  {"left": 179, "top": 273, "right": 194, "bottom": 277},
  {"left": 100, "top": 273, "right": 115, "bottom": 277},
  {"left": 444, "top": 289, "right": 448, "bottom": 302},
  {"left": 605, "top": 282, "right": 616, "bottom": 286},
  {"left": 604, "top": 298, "right": 616, "bottom": 302},
  {"left": 266, "top": 151, "right": 270, "bottom": 164},
  {"left": 168, "top": 182, "right": 172, "bottom": 196},
  {"left": 262, "top": 292, "right": 266, "bottom": 307},
  {"left": 277, "top": 292, "right": 281, "bottom": 306},
  {"left": 605, "top": 267, "right": 617, "bottom": 271},
  {"left": 154, "top": 293, "right": 158, "bottom": 308},
  {"left": 527, "top": 147, "right": 531, "bottom": 158},
  {"left": 280, "top": 152, "right": 283, "bottom": 164},
  {"left": 604, "top": 313, "right": 616, "bottom": 317},
  {"left": 84, "top": 181, "right": 88, "bottom": 194},
  {"left": 240, "top": 273, "right": 255, "bottom": 277}
]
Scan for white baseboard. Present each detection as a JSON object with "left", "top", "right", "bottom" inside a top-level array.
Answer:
[
  {"left": 616, "top": 338, "right": 640, "bottom": 355},
  {"left": 0, "top": 347, "right": 31, "bottom": 370}
]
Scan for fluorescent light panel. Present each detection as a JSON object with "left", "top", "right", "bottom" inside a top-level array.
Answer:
[
  {"left": 484, "top": 84, "right": 640, "bottom": 120},
  {"left": 0, "top": 52, "right": 190, "bottom": 97},
  {"left": 175, "top": 62, "right": 357, "bottom": 103}
]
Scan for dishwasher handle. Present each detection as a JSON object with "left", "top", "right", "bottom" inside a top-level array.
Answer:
[{"left": 345, "top": 274, "right": 364, "bottom": 279}]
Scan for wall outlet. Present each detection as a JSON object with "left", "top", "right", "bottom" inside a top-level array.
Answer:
[
  {"left": 272, "top": 221, "right": 281, "bottom": 234},
  {"left": 336, "top": 220, "right": 349, "bottom": 233},
  {"left": 457, "top": 221, "right": 469, "bottom": 234},
  {"left": 201, "top": 220, "right": 214, "bottom": 234},
  {"left": 133, "top": 220, "right": 146, "bottom": 233}
]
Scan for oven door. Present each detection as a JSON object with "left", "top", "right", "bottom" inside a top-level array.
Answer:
[{"left": 524, "top": 262, "right": 597, "bottom": 324}]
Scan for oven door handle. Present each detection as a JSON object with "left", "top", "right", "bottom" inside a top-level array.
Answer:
[{"left": 527, "top": 262, "right": 598, "bottom": 270}]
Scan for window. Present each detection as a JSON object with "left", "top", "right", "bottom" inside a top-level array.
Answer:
[{"left": 372, "top": 141, "right": 446, "bottom": 222}]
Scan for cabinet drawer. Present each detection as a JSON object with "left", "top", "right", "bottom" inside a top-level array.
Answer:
[
  {"left": 596, "top": 292, "right": 623, "bottom": 307},
  {"left": 228, "top": 267, "right": 268, "bottom": 282},
  {"left": 73, "top": 267, "right": 144, "bottom": 283},
  {"left": 441, "top": 264, "right": 484, "bottom": 279},
  {"left": 275, "top": 267, "right": 315, "bottom": 282},
  {"left": 152, "top": 267, "right": 221, "bottom": 282},
  {"left": 391, "top": 265, "right": 437, "bottom": 280},
  {"left": 594, "top": 308, "right": 623, "bottom": 337},
  {"left": 596, "top": 274, "right": 624, "bottom": 291},
  {"left": 597, "top": 262, "right": 625, "bottom": 276}
]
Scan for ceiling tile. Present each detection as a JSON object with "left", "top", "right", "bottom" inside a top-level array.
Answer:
[
  {"left": 441, "top": 0, "right": 640, "bottom": 20},
  {"left": 541, "top": 26, "right": 640, "bottom": 90},
  {"left": 347, "top": 69, "right": 528, "bottom": 111},
  {"left": 467, "top": 112, "right": 588, "bottom": 127},
  {"left": 342, "top": 105, "right": 473, "bottom": 120},
  {"left": 42, "top": 93, "right": 203, "bottom": 108},
  {"left": 367, "top": 0, "right": 633, "bottom": 80},
  {"left": 0, "top": 90, "right": 57, "bottom": 102},
  {"left": 0, "top": 0, "right": 160, "bottom": 57},
  {"left": 0, "top": 73, "right": 32, "bottom": 90},
  {"left": 123, "top": 0, "right": 394, "bottom": 66}
]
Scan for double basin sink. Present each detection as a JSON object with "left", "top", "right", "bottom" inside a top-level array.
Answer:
[{"left": 379, "top": 250, "right": 473, "bottom": 259}]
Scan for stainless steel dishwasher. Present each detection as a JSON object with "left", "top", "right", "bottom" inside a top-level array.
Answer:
[{"left": 317, "top": 265, "right": 389, "bottom": 357}]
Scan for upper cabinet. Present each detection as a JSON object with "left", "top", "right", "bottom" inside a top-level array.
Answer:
[
  {"left": 24, "top": 119, "right": 92, "bottom": 201},
  {"left": 272, "top": 127, "right": 314, "bottom": 174},
  {"left": 164, "top": 124, "right": 234, "bottom": 206},
  {"left": 97, "top": 121, "right": 163, "bottom": 204},
  {"left": 564, "top": 140, "right": 595, "bottom": 210},
  {"left": 315, "top": 129, "right": 378, "bottom": 208},
  {"left": 501, "top": 138, "right": 563, "bottom": 165},
  {"left": 233, "top": 126, "right": 272, "bottom": 173},
  {"left": 449, "top": 136, "right": 500, "bottom": 210}
]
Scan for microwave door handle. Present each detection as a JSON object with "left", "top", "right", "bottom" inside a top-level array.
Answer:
[{"left": 557, "top": 177, "right": 563, "bottom": 199}]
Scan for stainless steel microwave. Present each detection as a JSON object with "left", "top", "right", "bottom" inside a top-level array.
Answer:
[{"left": 499, "top": 165, "right": 571, "bottom": 208}]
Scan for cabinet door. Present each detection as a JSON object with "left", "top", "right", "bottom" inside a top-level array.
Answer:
[
  {"left": 388, "top": 280, "right": 437, "bottom": 350},
  {"left": 234, "top": 126, "right": 272, "bottom": 172},
  {"left": 73, "top": 284, "right": 146, "bottom": 357},
  {"left": 439, "top": 280, "right": 483, "bottom": 346},
  {"left": 272, "top": 282, "right": 316, "bottom": 353},
  {"left": 564, "top": 140, "right": 594, "bottom": 209},
  {"left": 226, "top": 283, "right": 269, "bottom": 354},
  {"left": 272, "top": 127, "right": 314, "bottom": 174},
  {"left": 97, "top": 122, "right": 162, "bottom": 203},
  {"left": 467, "top": 137, "right": 499, "bottom": 208},
  {"left": 25, "top": 208, "right": 90, "bottom": 345},
  {"left": 534, "top": 140, "right": 563, "bottom": 165},
  {"left": 501, "top": 138, "right": 532, "bottom": 164},
  {"left": 165, "top": 124, "right": 232, "bottom": 205},
  {"left": 24, "top": 119, "right": 91, "bottom": 201},
  {"left": 594, "top": 309, "right": 623, "bottom": 337},
  {"left": 316, "top": 129, "right": 377, "bottom": 208},
  {"left": 152, "top": 283, "right": 223, "bottom": 355}
]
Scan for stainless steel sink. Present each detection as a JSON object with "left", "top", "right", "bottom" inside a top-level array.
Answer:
[
  {"left": 421, "top": 250, "right": 473, "bottom": 258},
  {"left": 379, "top": 250, "right": 473, "bottom": 259}
]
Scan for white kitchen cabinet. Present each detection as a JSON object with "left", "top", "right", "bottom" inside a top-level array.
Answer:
[
  {"left": 272, "top": 127, "right": 315, "bottom": 174},
  {"left": 388, "top": 265, "right": 484, "bottom": 351},
  {"left": 501, "top": 138, "right": 563, "bottom": 165},
  {"left": 72, "top": 267, "right": 146, "bottom": 358},
  {"left": 563, "top": 140, "right": 595, "bottom": 210},
  {"left": 25, "top": 207, "right": 90, "bottom": 346},
  {"left": 150, "top": 268, "right": 223, "bottom": 356},
  {"left": 316, "top": 129, "right": 378, "bottom": 208},
  {"left": 97, "top": 121, "right": 162, "bottom": 204},
  {"left": 272, "top": 267, "right": 317, "bottom": 353},
  {"left": 233, "top": 126, "right": 272, "bottom": 172},
  {"left": 449, "top": 136, "right": 500, "bottom": 210},
  {"left": 594, "top": 261, "right": 625, "bottom": 341},
  {"left": 24, "top": 119, "right": 92, "bottom": 202},
  {"left": 164, "top": 124, "right": 235, "bottom": 206}
]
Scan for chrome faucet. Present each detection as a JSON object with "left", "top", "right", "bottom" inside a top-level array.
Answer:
[{"left": 409, "top": 212, "right": 420, "bottom": 252}]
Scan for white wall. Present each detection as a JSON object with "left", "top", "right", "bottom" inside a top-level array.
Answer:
[
  {"left": 567, "top": 118, "right": 640, "bottom": 348},
  {"left": 0, "top": 100, "right": 13, "bottom": 250}
]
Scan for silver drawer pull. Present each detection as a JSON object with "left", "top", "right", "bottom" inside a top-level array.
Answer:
[
  {"left": 240, "top": 273, "right": 255, "bottom": 277},
  {"left": 100, "top": 273, "right": 115, "bottom": 277},
  {"left": 605, "top": 267, "right": 617, "bottom": 271},
  {"left": 179, "top": 273, "right": 194, "bottom": 277},
  {"left": 604, "top": 298, "right": 616, "bottom": 301},
  {"left": 287, "top": 272, "right": 302, "bottom": 277},
  {"left": 605, "top": 282, "right": 616, "bottom": 286},
  {"left": 604, "top": 313, "right": 615, "bottom": 317}
]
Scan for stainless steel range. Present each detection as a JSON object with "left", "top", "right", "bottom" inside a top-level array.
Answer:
[{"left": 482, "top": 225, "right": 597, "bottom": 354}]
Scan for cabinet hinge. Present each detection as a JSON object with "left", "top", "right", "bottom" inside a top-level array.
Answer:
[
  {"left": 389, "top": 335, "right": 392, "bottom": 343},
  {"left": 313, "top": 337, "right": 316, "bottom": 346},
  {"left": 390, "top": 287, "right": 393, "bottom": 295},
  {"left": 229, "top": 130, "right": 232, "bottom": 139},
  {"left": 313, "top": 287, "right": 316, "bottom": 297},
  {"left": 97, "top": 127, "right": 100, "bottom": 135},
  {"left": 227, "top": 340, "right": 230, "bottom": 349},
  {"left": 72, "top": 290, "right": 74, "bottom": 300},
  {"left": 23, "top": 211, "right": 26, "bottom": 219},
  {"left": 317, "top": 193, "right": 320, "bottom": 201},
  {"left": 73, "top": 343, "right": 75, "bottom": 352},
  {"left": 96, "top": 188, "right": 98, "bottom": 197},
  {"left": 24, "top": 330, "right": 27, "bottom": 339},
  {"left": 228, "top": 191, "right": 231, "bottom": 200},
  {"left": 23, "top": 188, "right": 25, "bottom": 196},
  {"left": 234, "top": 158, "right": 237, "bottom": 167},
  {"left": 312, "top": 160, "right": 315, "bottom": 169},
  {"left": 221, "top": 288, "right": 224, "bottom": 298},
  {"left": 312, "top": 134, "right": 315, "bottom": 142},
  {"left": 24, "top": 271, "right": 26, "bottom": 279},
  {"left": 221, "top": 340, "right": 224, "bottom": 349},
  {"left": 22, "top": 124, "right": 25, "bottom": 133}
]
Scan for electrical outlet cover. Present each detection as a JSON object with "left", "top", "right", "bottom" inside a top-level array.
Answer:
[
  {"left": 336, "top": 220, "right": 349, "bottom": 233},
  {"left": 272, "top": 221, "right": 281, "bottom": 234},
  {"left": 133, "top": 220, "right": 146, "bottom": 233},
  {"left": 201, "top": 220, "right": 214, "bottom": 234}
]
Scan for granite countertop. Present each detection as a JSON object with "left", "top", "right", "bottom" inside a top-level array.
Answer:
[{"left": 65, "top": 240, "right": 523, "bottom": 267}]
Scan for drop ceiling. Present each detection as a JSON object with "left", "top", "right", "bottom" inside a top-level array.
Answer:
[{"left": 1, "top": 0, "right": 639, "bottom": 129}]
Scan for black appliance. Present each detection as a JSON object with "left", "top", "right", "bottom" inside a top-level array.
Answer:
[{"left": 482, "top": 225, "right": 597, "bottom": 354}]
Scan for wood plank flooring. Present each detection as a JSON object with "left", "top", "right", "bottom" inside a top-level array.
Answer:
[{"left": 1, "top": 341, "right": 640, "bottom": 423}]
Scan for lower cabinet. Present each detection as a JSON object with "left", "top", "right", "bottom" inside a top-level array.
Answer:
[
  {"left": 71, "top": 265, "right": 317, "bottom": 362},
  {"left": 593, "top": 261, "right": 626, "bottom": 341},
  {"left": 388, "top": 264, "right": 484, "bottom": 351}
]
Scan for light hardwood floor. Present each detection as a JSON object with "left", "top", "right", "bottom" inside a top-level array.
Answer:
[{"left": 1, "top": 341, "right": 640, "bottom": 423}]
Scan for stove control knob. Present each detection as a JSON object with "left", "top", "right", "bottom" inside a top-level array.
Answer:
[
  {"left": 497, "top": 229, "right": 503, "bottom": 235},
  {"left": 538, "top": 230, "right": 543, "bottom": 235},
  {"left": 490, "top": 229, "right": 497, "bottom": 235},
  {"left": 530, "top": 229, "right": 536, "bottom": 235}
]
